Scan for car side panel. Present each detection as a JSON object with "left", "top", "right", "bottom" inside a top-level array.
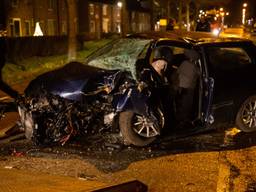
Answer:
[{"left": 203, "top": 42, "right": 256, "bottom": 126}]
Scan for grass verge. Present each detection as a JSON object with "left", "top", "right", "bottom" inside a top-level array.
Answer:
[{"left": 2, "top": 39, "right": 112, "bottom": 85}]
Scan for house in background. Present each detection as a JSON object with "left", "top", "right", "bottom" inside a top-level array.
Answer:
[
  {"left": 78, "top": 0, "right": 152, "bottom": 37},
  {"left": 2, "top": 0, "right": 152, "bottom": 38},
  {"left": 4, "top": 0, "right": 67, "bottom": 37}
]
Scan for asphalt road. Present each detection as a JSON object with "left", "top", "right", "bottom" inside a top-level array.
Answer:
[{"left": 1, "top": 110, "right": 256, "bottom": 192}]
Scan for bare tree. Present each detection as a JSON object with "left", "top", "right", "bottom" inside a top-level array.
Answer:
[
  {"left": 178, "top": 0, "right": 183, "bottom": 29},
  {"left": 65, "top": 0, "right": 78, "bottom": 61},
  {"left": 121, "top": 0, "right": 128, "bottom": 37},
  {"left": 185, "top": 0, "right": 191, "bottom": 31}
]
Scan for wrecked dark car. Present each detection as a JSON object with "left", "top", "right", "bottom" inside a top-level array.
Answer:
[{"left": 18, "top": 32, "right": 256, "bottom": 147}]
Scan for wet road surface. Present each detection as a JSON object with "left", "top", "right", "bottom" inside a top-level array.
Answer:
[{"left": 1, "top": 112, "right": 256, "bottom": 192}]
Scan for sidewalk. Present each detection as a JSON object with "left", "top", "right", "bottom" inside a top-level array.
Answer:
[{"left": 0, "top": 168, "right": 106, "bottom": 192}]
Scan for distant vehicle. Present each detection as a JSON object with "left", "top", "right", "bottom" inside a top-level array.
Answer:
[
  {"left": 18, "top": 31, "right": 256, "bottom": 147},
  {"left": 251, "top": 22, "right": 256, "bottom": 35}
]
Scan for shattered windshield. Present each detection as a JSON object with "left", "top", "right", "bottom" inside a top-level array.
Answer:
[{"left": 87, "top": 38, "right": 152, "bottom": 78}]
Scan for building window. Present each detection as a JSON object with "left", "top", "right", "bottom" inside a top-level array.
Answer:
[
  {"left": 90, "top": 21, "right": 95, "bottom": 33},
  {"left": 131, "top": 12, "right": 135, "bottom": 20},
  {"left": 13, "top": 19, "right": 21, "bottom": 36},
  {"left": 11, "top": 0, "right": 19, "bottom": 7},
  {"left": 89, "top": 4, "right": 94, "bottom": 15},
  {"left": 24, "top": 20, "right": 31, "bottom": 36},
  {"left": 102, "top": 18, "right": 109, "bottom": 33},
  {"left": 48, "top": 0, "right": 56, "bottom": 10},
  {"left": 61, "top": 21, "right": 67, "bottom": 35},
  {"left": 114, "top": 22, "right": 121, "bottom": 33},
  {"left": 47, "top": 19, "right": 56, "bottom": 35},
  {"left": 102, "top": 4, "right": 108, "bottom": 16},
  {"left": 10, "top": 18, "right": 21, "bottom": 37}
]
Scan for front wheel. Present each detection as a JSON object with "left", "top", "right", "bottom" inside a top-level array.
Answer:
[
  {"left": 236, "top": 95, "right": 256, "bottom": 132},
  {"left": 18, "top": 107, "right": 36, "bottom": 140},
  {"left": 119, "top": 110, "right": 164, "bottom": 146}
]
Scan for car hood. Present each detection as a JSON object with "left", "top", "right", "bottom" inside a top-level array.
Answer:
[{"left": 25, "top": 62, "right": 131, "bottom": 101}]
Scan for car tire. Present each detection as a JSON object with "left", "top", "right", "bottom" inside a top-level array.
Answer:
[
  {"left": 18, "top": 107, "right": 47, "bottom": 145},
  {"left": 119, "top": 110, "right": 164, "bottom": 147},
  {"left": 236, "top": 95, "right": 256, "bottom": 132}
]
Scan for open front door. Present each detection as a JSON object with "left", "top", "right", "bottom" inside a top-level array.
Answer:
[{"left": 201, "top": 76, "right": 215, "bottom": 126}]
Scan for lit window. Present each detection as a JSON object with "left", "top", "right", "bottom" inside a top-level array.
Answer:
[
  {"left": 90, "top": 21, "right": 95, "bottom": 33},
  {"left": 47, "top": 19, "right": 56, "bottom": 35},
  {"left": 61, "top": 21, "right": 67, "bottom": 35},
  {"left": 132, "top": 12, "right": 135, "bottom": 20},
  {"left": 103, "top": 4, "right": 108, "bottom": 16},
  {"left": 89, "top": 4, "right": 94, "bottom": 15}
]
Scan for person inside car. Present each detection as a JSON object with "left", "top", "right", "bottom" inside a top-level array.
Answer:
[
  {"left": 138, "top": 46, "right": 175, "bottom": 130},
  {"left": 138, "top": 46, "right": 173, "bottom": 92},
  {"left": 175, "top": 49, "right": 200, "bottom": 129}
]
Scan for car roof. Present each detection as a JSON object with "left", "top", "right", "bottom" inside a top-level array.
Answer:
[{"left": 127, "top": 31, "right": 252, "bottom": 46}]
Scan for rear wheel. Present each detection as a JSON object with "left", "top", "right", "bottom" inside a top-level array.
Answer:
[
  {"left": 119, "top": 109, "right": 164, "bottom": 146},
  {"left": 236, "top": 95, "right": 256, "bottom": 132}
]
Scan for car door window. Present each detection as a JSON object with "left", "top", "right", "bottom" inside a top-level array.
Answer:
[
  {"left": 149, "top": 46, "right": 187, "bottom": 67},
  {"left": 206, "top": 46, "right": 252, "bottom": 72}
]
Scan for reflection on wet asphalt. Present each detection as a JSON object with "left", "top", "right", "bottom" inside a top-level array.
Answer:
[
  {"left": 1, "top": 127, "right": 256, "bottom": 173},
  {"left": 2, "top": 126, "right": 256, "bottom": 191}
]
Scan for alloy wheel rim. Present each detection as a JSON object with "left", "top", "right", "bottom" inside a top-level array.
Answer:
[
  {"left": 133, "top": 115, "right": 160, "bottom": 138},
  {"left": 242, "top": 100, "right": 256, "bottom": 128}
]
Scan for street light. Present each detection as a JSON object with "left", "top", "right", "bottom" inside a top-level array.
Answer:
[
  {"left": 242, "top": 3, "right": 248, "bottom": 25},
  {"left": 117, "top": 0, "right": 126, "bottom": 36},
  {"left": 116, "top": 1, "right": 123, "bottom": 33},
  {"left": 242, "top": 3, "right": 247, "bottom": 25},
  {"left": 219, "top": 8, "right": 225, "bottom": 27},
  {"left": 117, "top": 1, "right": 122, "bottom": 8}
]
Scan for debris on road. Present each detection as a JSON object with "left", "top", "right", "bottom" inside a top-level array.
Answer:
[
  {"left": 221, "top": 127, "right": 241, "bottom": 147},
  {"left": 11, "top": 148, "right": 24, "bottom": 157},
  {"left": 4, "top": 166, "right": 13, "bottom": 169},
  {"left": 0, "top": 133, "right": 25, "bottom": 145}
]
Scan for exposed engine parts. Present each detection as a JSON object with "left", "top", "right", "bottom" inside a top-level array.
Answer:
[{"left": 19, "top": 91, "right": 117, "bottom": 145}]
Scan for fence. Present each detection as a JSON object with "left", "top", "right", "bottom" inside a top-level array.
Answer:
[{"left": 5, "top": 34, "right": 97, "bottom": 62}]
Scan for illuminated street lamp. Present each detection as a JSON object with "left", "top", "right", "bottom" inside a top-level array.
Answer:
[
  {"left": 219, "top": 8, "right": 225, "bottom": 26},
  {"left": 117, "top": 0, "right": 127, "bottom": 36},
  {"left": 116, "top": 1, "right": 123, "bottom": 33},
  {"left": 117, "top": 1, "right": 122, "bottom": 8},
  {"left": 242, "top": 3, "right": 247, "bottom": 25}
]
